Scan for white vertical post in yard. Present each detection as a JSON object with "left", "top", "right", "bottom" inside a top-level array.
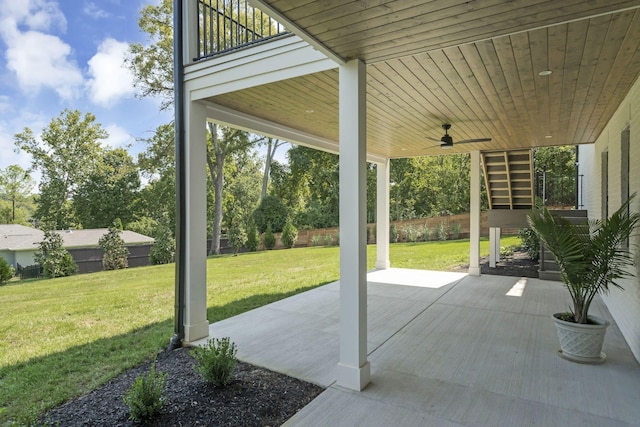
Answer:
[
  {"left": 469, "top": 150, "right": 481, "bottom": 276},
  {"left": 183, "top": 101, "right": 210, "bottom": 343},
  {"left": 489, "top": 227, "right": 501, "bottom": 268},
  {"left": 376, "top": 159, "right": 391, "bottom": 269},
  {"left": 337, "top": 59, "right": 370, "bottom": 391}
]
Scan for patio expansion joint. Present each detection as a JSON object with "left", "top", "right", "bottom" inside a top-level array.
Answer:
[{"left": 366, "top": 275, "right": 467, "bottom": 358}]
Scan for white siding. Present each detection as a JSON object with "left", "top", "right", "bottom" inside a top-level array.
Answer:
[{"left": 585, "top": 75, "right": 640, "bottom": 361}]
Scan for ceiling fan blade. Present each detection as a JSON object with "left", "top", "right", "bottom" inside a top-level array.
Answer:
[
  {"left": 426, "top": 136, "right": 443, "bottom": 143},
  {"left": 456, "top": 138, "right": 492, "bottom": 144}
]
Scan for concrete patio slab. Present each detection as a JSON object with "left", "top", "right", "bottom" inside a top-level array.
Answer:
[{"left": 194, "top": 269, "right": 640, "bottom": 426}]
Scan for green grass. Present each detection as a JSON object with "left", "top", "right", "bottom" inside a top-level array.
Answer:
[{"left": 0, "top": 236, "right": 520, "bottom": 424}]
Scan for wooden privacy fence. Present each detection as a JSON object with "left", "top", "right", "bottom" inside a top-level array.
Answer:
[{"left": 266, "top": 212, "right": 521, "bottom": 250}]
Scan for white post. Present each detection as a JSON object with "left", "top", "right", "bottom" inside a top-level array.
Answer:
[
  {"left": 489, "top": 227, "right": 501, "bottom": 268},
  {"left": 337, "top": 59, "right": 370, "bottom": 391},
  {"left": 469, "top": 150, "right": 481, "bottom": 276},
  {"left": 376, "top": 159, "right": 391, "bottom": 269},
  {"left": 182, "top": 0, "right": 198, "bottom": 64},
  {"left": 183, "top": 101, "right": 209, "bottom": 343}
]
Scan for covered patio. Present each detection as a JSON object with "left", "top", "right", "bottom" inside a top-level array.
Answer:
[{"left": 193, "top": 269, "right": 640, "bottom": 426}]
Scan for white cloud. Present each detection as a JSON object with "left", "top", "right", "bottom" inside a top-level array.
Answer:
[
  {"left": 83, "top": 2, "right": 110, "bottom": 19},
  {"left": 87, "top": 38, "right": 136, "bottom": 107},
  {"left": 0, "top": 0, "right": 83, "bottom": 100},
  {"left": 4, "top": 30, "right": 84, "bottom": 100},
  {"left": 0, "top": 0, "right": 67, "bottom": 33},
  {"left": 104, "top": 124, "right": 134, "bottom": 149}
]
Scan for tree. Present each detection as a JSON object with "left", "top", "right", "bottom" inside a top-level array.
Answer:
[
  {"left": 137, "top": 124, "right": 177, "bottom": 235},
  {"left": 35, "top": 230, "right": 77, "bottom": 278},
  {"left": 99, "top": 226, "right": 129, "bottom": 270},
  {"left": 0, "top": 165, "right": 35, "bottom": 223},
  {"left": 227, "top": 223, "right": 246, "bottom": 255},
  {"left": 245, "top": 218, "right": 259, "bottom": 252},
  {"left": 0, "top": 257, "right": 14, "bottom": 284},
  {"left": 126, "top": 0, "right": 174, "bottom": 111},
  {"left": 263, "top": 223, "right": 276, "bottom": 250},
  {"left": 14, "top": 109, "right": 107, "bottom": 229},
  {"left": 281, "top": 220, "right": 298, "bottom": 249},
  {"left": 149, "top": 223, "right": 175, "bottom": 265},
  {"left": 260, "top": 138, "right": 287, "bottom": 200},
  {"left": 206, "top": 123, "right": 254, "bottom": 255},
  {"left": 74, "top": 148, "right": 141, "bottom": 229},
  {"left": 253, "top": 195, "right": 289, "bottom": 233}
]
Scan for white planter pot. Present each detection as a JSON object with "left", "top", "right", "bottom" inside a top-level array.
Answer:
[{"left": 552, "top": 313, "right": 610, "bottom": 364}]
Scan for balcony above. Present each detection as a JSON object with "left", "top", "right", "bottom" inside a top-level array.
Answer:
[{"left": 195, "top": 0, "right": 289, "bottom": 61}]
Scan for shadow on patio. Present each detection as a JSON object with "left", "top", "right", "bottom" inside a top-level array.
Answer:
[{"left": 194, "top": 269, "right": 640, "bottom": 426}]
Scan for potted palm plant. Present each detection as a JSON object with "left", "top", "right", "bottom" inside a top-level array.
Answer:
[{"left": 527, "top": 195, "right": 639, "bottom": 364}]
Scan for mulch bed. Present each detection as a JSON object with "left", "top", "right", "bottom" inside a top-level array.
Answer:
[
  {"left": 42, "top": 347, "right": 323, "bottom": 426},
  {"left": 452, "top": 248, "right": 539, "bottom": 278}
]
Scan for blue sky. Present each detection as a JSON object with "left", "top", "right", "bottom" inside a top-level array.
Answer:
[{"left": 0, "top": 0, "right": 172, "bottom": 173}]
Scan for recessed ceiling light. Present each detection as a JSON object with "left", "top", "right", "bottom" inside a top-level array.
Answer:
[{"left": 539, "top": 70, "right": 552, "bottom": 76}]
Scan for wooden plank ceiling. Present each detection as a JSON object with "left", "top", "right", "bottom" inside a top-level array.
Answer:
[{"left": 210, "top": 1, "right": 640, "bottom": 159}]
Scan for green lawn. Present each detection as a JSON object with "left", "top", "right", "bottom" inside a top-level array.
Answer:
[{"left": 0, "top": 236, "right": 520, "bottom": 424}]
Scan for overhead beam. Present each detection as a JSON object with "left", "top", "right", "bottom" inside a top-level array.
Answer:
[
  {"left": 202, "top": 101, "right": 389, "bottom": 164},
  {"left": 249, "top": 0, "right": 345, "bottom": 65}
]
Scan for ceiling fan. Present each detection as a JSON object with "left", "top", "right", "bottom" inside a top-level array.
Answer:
[{"left": 427, "top": 124, "right": 491, "bottom": 149}]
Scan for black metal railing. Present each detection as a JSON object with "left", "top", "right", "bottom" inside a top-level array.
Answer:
[
  {"left": 196, "top": 0, "right": 288, "bottom": 60},
  {"left": 535, "top": 173, "right": 583, "bottom": 208}
]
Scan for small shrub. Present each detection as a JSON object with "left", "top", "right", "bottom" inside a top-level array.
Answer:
[
  {"left": 324, "top": 233, "right": 333, "bottom": 246},
  {"left": 281, "top": 221, "right": 298, "bottom": 248},
  {"left": 422, "top": 225, "right": 431, "bottom": 241},
  {"left": 0, "top": 257, "right": 14, "bottom": 284},
  {"left": 263, "top": 224, "right": 276, "bottom": 250},
  {"left": 35, "top": 230, "right": 78, "bottom": 278},
  {"left": 123, "top": 361, "right": 167, "bottom": 421},
  {"left": 403, "top": 225, "right": 420, "bottom": 242},
  {"left": 450, "top": 223, "right": 462, "bottom": 240},
  {"left": 227, "top": 223, "right": 247, "bottom": 255},
  {"left": 99, "top": 226, "right": 129, "bottom": 270},
  {"left": 518, "top": 228, "right": 540, "bottom": 261},
  {"left": 245, "top": 220, "right": 259, "bottom": 252},
  {"left": 192, "top": 337, "right": 238, "bottom": 387},
  {"left": 390, "top": 224, "right": 398, "bottom": 243},
  {"left": 436, "top": 223, "right": 448, "bottom": 241},
  {"left": 150, "top": 225, "right": 175, "bottom": 265},
  {"left": 311, "top": 234, "right": 322, "bottom": 246},
  {"left": 500, "top": 245, "right": 516, "bottom": 257}
]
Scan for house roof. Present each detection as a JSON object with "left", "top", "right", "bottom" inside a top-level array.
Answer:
[
  {"left": 0, "top": 225, "right": 154, "bottom": 251},
  {"left": 206, "top": 1, "right": 640, "bottom": 158}
]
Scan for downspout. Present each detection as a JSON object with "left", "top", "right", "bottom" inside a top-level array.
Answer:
[
  {"left": 575, "top": 145, "right": 579, "bottom": 209},
  {"left": 169, "top": 0, "right": 186, "bottom": 350}
]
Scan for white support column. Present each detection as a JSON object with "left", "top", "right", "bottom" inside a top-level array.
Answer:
[
  {"left": 182, "top": 0, "right": 198, "bottom": 64},
  {"left": 376, "top": 159, "right": 391, "bottom": 269},
  {"left": 183, "top": 101, "right": 209, "bottom": 343},
  {"left": 337, "top": 59, "right": 370, "bottom": 391},
  {"left": 489, "top": 227, "right": 501, "bottom": 268},
  {"left": 469, "top": 150, "right": 481, "bottom": 276}
]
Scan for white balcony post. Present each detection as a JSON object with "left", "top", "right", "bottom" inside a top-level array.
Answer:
[
  {"left": 183, "top": 100, "right": 209, "bottom": 343},
  {"left": 469, "top": 150, "right": 481, "bottom": 276},
  {"left": 376, "top": 159, "right": 391, "bottom": 269},
  {"left": 182, "top": 0, "right": 198, "bottom": 65},
  {"left": 337, "top": 59, "right": 370, "bottom": 391},
  {"left": 489, "top": 227, "right": 501, "bottom": 268}
]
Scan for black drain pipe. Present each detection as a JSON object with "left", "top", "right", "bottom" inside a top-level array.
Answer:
[{"left": 169, "top": 0, "right": 186, "bottom": 350}]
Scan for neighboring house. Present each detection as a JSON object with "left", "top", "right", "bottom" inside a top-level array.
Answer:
[
  {"left": 0, "top": 224, "right": 155, "bottom": 274},
  {"left": 173, "top": 0, "right": 640, "bottom": 391}
]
